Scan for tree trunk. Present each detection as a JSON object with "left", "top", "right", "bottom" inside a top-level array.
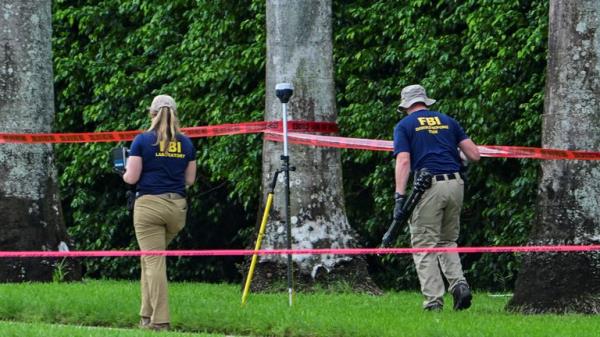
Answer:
[
  {"left": 508, "top": 0, "right": 600, "bottom": 314},
  {"left": 0, "top": 0, "right": 78, "bottom": 281},
  {"left": 250, "top": 0, "right": 377, "bottom": 292}
]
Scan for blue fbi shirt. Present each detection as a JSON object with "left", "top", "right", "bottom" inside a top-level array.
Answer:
[
  {"left": 393, "top": 110, "right": 468, "bottom": 175},
  {"left": 129, "top": 132, "right": 196, "bottom": 197}
]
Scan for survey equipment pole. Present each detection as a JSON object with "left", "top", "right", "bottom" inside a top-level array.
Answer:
[{"left": 275, "top": 82, "right": 294, "bottom": 307}]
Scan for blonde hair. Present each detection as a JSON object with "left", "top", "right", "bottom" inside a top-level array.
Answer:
[{"left": 148, "top": 106, "right": 181, "bottom": 147}]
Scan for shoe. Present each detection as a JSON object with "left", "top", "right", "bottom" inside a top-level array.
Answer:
[
  {"left": 139, "top": 316, "right": 150, "bottom": 328},
  {"left": 452, "top": 282, "right": 472, "bottom": 311},
  {"left": 148, "top": 323, "right": 170, "bottom": 331},
  {"left": 424, "top": 303, "right": 443, "bottom": 312}
]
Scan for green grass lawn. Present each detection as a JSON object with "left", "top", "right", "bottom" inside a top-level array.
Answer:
[
  {"left": 0, "top": 321, "right": 222, "bottom": 337},
  {"left": 0, "top": 281, "right": 598, "bottom": 337}
]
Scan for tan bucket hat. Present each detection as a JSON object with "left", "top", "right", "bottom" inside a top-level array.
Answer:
[{"left": 398, "top": 84, "right": 436, "bottom": 109}]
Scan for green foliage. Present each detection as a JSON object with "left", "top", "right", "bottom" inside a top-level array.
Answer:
[
  {"left": 53, "top": 0, "right": 548, "bottom": 290},
  {"left": 51, "top": 258, "right": 70, "bottom": 283},
  {"left": 53, "top": 0, "right": 266, "bottom": 281},
  {"left": 332, "top": 0, "right": 548, "bottom": 290}
]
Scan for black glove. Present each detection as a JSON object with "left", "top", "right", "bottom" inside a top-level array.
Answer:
[{"left": 393, "top": 192, "right": 406, "bottom": 221}]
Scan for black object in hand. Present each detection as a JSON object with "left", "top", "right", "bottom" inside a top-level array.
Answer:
[
  {"left": 381, "top": 219, "right": 398, "bottom": 248},
  {"left": 380, "top": 169, "right": 433, "bottom": 248},
  {"left": 111, "top": 147, "right": 129, "bottom": 175}
]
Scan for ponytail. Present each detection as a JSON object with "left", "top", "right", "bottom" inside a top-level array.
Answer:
[{"left": 148, "top": 106, "right": 181, "bottom": 147}]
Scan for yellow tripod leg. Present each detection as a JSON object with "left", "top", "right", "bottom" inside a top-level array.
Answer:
[{"left": 241, "top": 192, "right": 274, "bottom": 305}]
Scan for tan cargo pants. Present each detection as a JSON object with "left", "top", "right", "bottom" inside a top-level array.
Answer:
[
  {"left": 408, "top": 173, "right": 467, "bottom": 308},
  {"left": 133, "top": 193, "right": 187, "bottom": 324}
]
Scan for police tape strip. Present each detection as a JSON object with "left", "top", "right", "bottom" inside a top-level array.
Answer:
[
  {"left": 0, "top": 121, "right": 339, "bottom": 144},
  {"left": 2, "top": 124, "right": 597, "bottom": 258},
  {"left": 0, "top": 245, "right": 599, "bottom": 258},
  {"left": 1, "top": 120, "right": 598, "bottom": 160},
  {"left": 263, "top": 132, "right": 600, "bottom": 160}
]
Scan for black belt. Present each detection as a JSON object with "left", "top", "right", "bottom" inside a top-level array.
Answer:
[{"left": 433, "top": 173, "right": 458, "bottom": 182}]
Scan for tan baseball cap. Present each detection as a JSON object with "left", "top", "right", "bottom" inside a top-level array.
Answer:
[
  {"left": 149, "top": 94, "right": 177, "bottom": 112},
  {"left": 398, "top": 84, "right": 436, "bottom": 109}
]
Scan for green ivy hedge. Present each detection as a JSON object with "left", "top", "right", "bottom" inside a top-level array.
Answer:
[{"left": 52, "top": 0, "right": 548, "bottom": 290}]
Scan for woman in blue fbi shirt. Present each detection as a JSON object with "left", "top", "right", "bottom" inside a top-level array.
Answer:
[{"left": 123, "top": 94, "right": 196, "bottom": 331}]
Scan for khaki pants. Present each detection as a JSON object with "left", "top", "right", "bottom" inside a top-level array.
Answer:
[
  {"left": 133, "top": 193, "right": 187, "bottom": 324},
  {"left": 409, "top": 173, "right": 467, "bottom": 308}
]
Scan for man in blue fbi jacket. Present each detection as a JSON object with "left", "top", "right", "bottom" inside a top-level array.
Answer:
[{"left": 393, "top": 84, "right": 480, "bottom": 311}]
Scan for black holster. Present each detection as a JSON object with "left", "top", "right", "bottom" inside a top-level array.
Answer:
[{"left": 126, "top": 186, "right": 136, "bottom": 212}]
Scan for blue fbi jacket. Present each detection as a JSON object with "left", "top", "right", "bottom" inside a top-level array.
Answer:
[
  {"left": 393, "top": 110, "right": 468, "bottom": 175},
  {"left": 129, "top": 131, "right": 196, "bottom": 197}
]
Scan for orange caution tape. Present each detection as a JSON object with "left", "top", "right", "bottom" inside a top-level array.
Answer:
[
  {"left": 1, "top": 120, "right": 598, "bottom": 160},
  {"left": 264, "top": 131, "right": 600, "bottom": 160},
  {"left": 0, "top": 120, "right": 338, "bottom": 144}
]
